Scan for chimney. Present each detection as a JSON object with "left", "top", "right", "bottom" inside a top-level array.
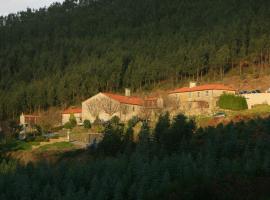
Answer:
[
  {"left": 189, "top": 82, "right": 197, "bottom": 88},
  {"left": 125, "top": 88, "right": 131, "bottom": 97}
]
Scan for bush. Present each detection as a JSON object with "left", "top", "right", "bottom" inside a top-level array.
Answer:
[
  {"left": 69, "top": 114, "right": 77, "bottom": 127},
  {"left": 83, "top": 120, "right": 91, "bottom": 129},
  {"left": 218, "top": 94, "right": 248, "bottom": 111},
  {"left": 128, "top": 116, "right": 141, "bottom": 128},
  {"left": 110, "top": 116, "right": 120, "bottom": 125},
  {"left": 64, "top": 122, "right": 73, "bottom": 129}
]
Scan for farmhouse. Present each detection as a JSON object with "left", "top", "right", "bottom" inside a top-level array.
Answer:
[
  {"left": 82, "top": 89, "right": 144, "bottom": 122},
  {"left": 168, "top": 82, "right": 236, "bottom": 115},
  {"left": 62, "top": 107, "right": 82, "bottom": 125}
]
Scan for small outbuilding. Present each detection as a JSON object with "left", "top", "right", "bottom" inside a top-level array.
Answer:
[{"left": 62, "top": 107, "right": 82, "bottom": 125}]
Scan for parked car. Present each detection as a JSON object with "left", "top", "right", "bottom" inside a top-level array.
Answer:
[
  {"left": 251, "top": 90, "right": 261, "bottom": 94},
  {"left": 239, "top": 90, "right": 248, "bottom": 95},
  {"left": 213, "top": 112, "right": 226, "bottom": 118}
]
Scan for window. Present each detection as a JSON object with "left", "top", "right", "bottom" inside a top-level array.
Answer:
[
  {"left": 206, "top": 91, "right": 209, "bottom": 96},
  {"left": 133, "top": 106, "right": 135, "bottom": 112}
]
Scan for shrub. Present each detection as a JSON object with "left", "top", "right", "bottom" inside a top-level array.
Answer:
[
  {"left": 69, "top": 114, "right": 77, "bottom": 127},
  {"left": 128, "top": 116, "right": 141, "bottom": 128},
  {"left": 64, "top": 122, "right": 73, "bottom": 129},
  {"left": 218, "top": 94, "right": 248, "bottom": 111},
  {"left": 83, "top": 120, "right": 91, "bottom": 129},
  {"left": 110, "top": 116, "right": 120, "bottom": 125}
]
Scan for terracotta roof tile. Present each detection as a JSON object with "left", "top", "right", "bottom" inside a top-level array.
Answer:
[
  {"left": 62, "top": 108, "right": 82, "bottom": 114},
  {"left": 169, "top": 84, "right": 236, "bottom": 94},
  {"left": 103, "top": 93, "right": 144, "bottom": 106}
]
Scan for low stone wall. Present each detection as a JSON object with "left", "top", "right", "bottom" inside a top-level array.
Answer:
[
  {"left": 69, "top": 132, "right": 103, "bottom": 145},
  {"left": 243, "top": 93, "right": 270, "bottom": 109}
]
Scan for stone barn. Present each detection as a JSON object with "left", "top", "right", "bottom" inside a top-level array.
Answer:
[{"left": 82, "top": 91, "right": 144, "bottom": 123}]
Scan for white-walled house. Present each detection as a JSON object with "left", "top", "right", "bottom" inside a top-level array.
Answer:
[
  {"left": 62, "top": 107, "right": 82, "bottom": 125},
  {"left": 82, "top": 92, "right": 144, "bottom": 123}
]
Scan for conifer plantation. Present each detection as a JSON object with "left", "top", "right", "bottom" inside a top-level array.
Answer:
[
  {"left": 0, "top": 115, "right": 270, "bottom": 199},
  {"left": 1, "top": 0, "right": 270, "bottom": 119}
]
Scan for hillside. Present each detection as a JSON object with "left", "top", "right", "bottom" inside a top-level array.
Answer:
[{"left": 1, "top": 0, "right": 270, "bottom": 119}]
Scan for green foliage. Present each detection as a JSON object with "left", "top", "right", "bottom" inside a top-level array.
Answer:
[
  {"left": 1, "top": 0, "right": 270, "bottom": 119},
  {"left": 98, "top": 122, "right": 124, "bottom": 156},
  {"left": 83, "top": 120, "right": 91, "bottom": 129},
  {"left": 0, "top": 140, "right": 35, "bottom": 152},
  {"left": 110, "top": 116, "right": 121, "bottom": 125},
  {"left": 154, "top": 112, "right": 170, "bottom": 143},
  {"left": 69, "top": 114, "right": 77, "bottom": 127},
  {"left": 162, "top": 114, "right": 195, "bottom": 153},
  {"left": 1, "top": 116, "right": 270, "bottom": 199},
  {"left": 64, "top": 122, "right": 73, "bottom": 130},
  {"left": 218, "top": 94, "right": 248, "bottom": 110},
  {"left": 38, "top": 142, "right": 74, "bottom": 151},
  {"left": 127, "top": 116, "right": 140, "bottom": 128}
]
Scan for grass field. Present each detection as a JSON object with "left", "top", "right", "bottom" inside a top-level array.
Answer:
[
  {"left": 196, "top": 104, "right": 270, "bottom": 127},
  {"left": 37, "top": 142, "right": 75, "bottom": 152},
  {"left": 0, "top": 140, "right": 40, "bottom": 152}
]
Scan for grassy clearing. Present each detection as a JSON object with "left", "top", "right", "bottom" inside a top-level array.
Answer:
[
  {"left": 0, "top": 140, "right": 40, "bottom": 152},
  {"left": 225, "top": 104, "right": 270, "bottom": 118},
  {"left": 38, "top": 142, "right": 74, "bottom": 152},
  {"left": 196, "top": 104, "right": 270, "bottom": 127}
]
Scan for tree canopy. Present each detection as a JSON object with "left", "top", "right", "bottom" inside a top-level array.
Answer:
[{"left": 1, "top": 0, "right": 270, "bottom": 119}]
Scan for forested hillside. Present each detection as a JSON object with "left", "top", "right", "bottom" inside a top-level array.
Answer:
[
  {"left": 0, "top": 114, "right": 270, "bottom": 199},
  {"left": 1, "top": 0, "right": 270, "bottom": 119}
]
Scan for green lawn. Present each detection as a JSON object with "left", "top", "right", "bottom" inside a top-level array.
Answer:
[
  {"left": 38, "top": 142, "right": 75, "bottom": 152},
  {"left": 0, "top": 140, "right": 40, "bottom": 152},
  {"left": 196, "top": 104, "right": 270, "bottom": 127}
]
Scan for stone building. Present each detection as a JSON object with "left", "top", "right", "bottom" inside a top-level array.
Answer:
[
  {"left": 19, "top": 113, "right": 40, "bottom": 138},
  {"left": 62, "top": 107, "right": 82, "bottom": 125},
  {"left": 168, "top": 82, "right": 236, "bottom": 115},
  {"left": 82, "top": 90, "right": 144, "bottom": 123}
]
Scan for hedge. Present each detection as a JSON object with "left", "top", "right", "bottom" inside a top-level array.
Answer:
[{"left": 217, "top": 94, "right": 248, "bottom": 111}]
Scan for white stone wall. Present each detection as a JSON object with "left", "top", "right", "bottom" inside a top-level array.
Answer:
[
  {"left": 62, "top": 113, "right": 82, "bottom": 125},
  {"left": 82, "top": 93, "right": 142, "bottom": 123},
  {"left": 242, "top": 93, "right": 270, "bottom": 109},
  {"left": 20, "top": 114, "right": 25, "bottom": 125}
]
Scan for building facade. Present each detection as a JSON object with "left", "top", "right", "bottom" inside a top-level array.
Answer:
[
  {"left": 168, "top": 82, "right": 236, "bottom": 115},
  {"left": 82, "top": 92, "right": 144, "bottom": 123},
  {"left": 19, "top": 113, "right": 40, "bottom": 138},
  {"left": 62, "top": 107, "right": 82, "bottom": 125},
  {"left": 242, "top": 93, "right": 270, "bottom": 109}
]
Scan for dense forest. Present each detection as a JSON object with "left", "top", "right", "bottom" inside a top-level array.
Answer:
[
  {"left": 0, "top": 114, "right": 270, "bottom": 199},
  {"left": 1, "top": 0, "right": 270, "bottom": 119}
]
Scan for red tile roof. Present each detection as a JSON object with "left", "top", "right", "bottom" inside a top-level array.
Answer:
[
  {"left": 169, "top": 84, "right": 236, "bottom": 94},
  {"left": 62, "top": 107, "right": 82, "bottom": 114},
  {"left": 145, "top": 96, "right": 159, "bottom": 101},
  {"left": 103, "top": 93, "right": 144, "bottom": 106}
]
